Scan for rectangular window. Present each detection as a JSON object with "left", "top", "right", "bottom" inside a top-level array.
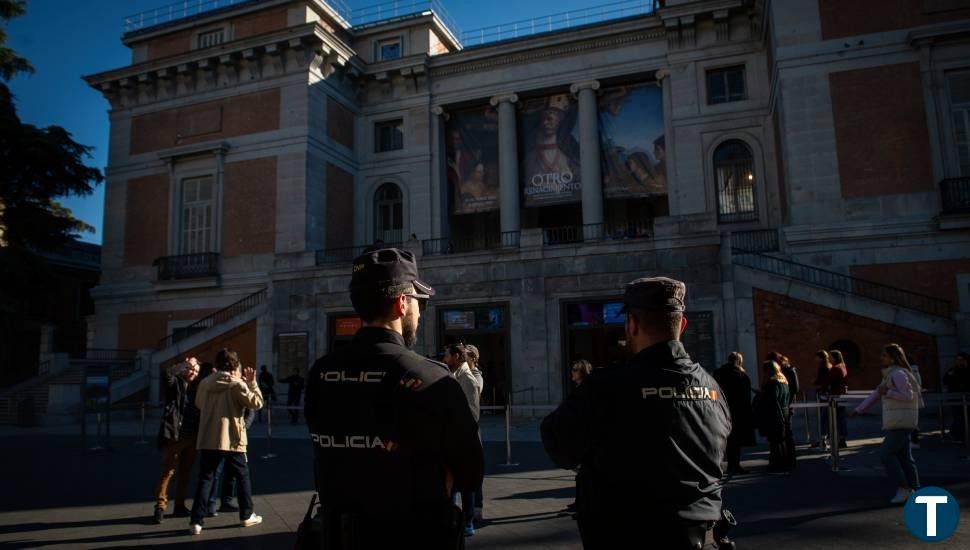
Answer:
[
  {"left": 707, "top": 65, "right": 747, "bottom": 104},
  {"left": 180, "top": 176, "right": 215, "bottom": 254},
  {"left": 375, "top": 119, "right": 404, "bottom": 152},
  {"left": 377, "top": 38, "right": 402, "bottom": 61},
  {"left": 197, "top": 29, "right": 225, "bottom": 49},
  {"left": 948, "top": 70, "right": 970, "bottom": 176}
]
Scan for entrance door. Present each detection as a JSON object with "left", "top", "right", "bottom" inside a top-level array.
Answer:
[
  {"left": 562, "top": 300, "right": 629, "bottom": 395},
  {"left": 438, "top": 304, "right": 509, "bottom": 408}
]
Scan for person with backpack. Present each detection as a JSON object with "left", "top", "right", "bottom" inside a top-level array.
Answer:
[
  {"left": 850, "top": 343, "right": 922, "bottom": 504},
  {"left": 755, "top": 360, "right": 792, "bottom": 473}
]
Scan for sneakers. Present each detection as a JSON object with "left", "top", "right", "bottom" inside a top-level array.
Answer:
[
  {"left": 240, "top": 513, "right": 263, "bottom": 527},
  {"left": 890, "top": 488, "right": 914, "bottom": 505},
  {"left": 464, "top": 522, "right": 476, "bottom": 537},
  {"left": 152, "top": 507, "right": 164, "bottom": 524},
  {"left": 189, "top": 524, "right": 203, "bottom": 535},
  {"left": 218, "top": 502, "right": 239, "bottom": 513}
]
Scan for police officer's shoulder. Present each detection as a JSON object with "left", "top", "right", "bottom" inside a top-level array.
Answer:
[{"left": 395, "top": 351, "right": 451, "bottom": 393}]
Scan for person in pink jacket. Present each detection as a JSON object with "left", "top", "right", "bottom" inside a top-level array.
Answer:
[{"left": 850, "top": 343, "right": 922, "bottom": 505}]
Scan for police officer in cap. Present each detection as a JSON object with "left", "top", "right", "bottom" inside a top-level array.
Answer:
[
  {"left": 305, "top": 248, "right": 484, "bottom": 549},
  {"left": 541, "top": 277, "right": 731, "bottom": 549}
]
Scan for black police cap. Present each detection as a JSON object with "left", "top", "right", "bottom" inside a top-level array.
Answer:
[
  {"left": 620, "top": 276, "right": 686, "bottom": 313},
  {"left": 350, "top": 247, "right": 435, "bottom": 299}
]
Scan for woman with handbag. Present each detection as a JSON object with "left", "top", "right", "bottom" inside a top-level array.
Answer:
[{"left": 850, "top": 343, "right": 922, "bottom": 505}]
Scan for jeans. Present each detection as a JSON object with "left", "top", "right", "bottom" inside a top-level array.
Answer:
[
  {"left": 154, "top": 437, "right": 196, "bottom": 509},
  {"left": 460, "top": 491, "right": 475, "bottom": 527},
  {"left": 880, "top": 429, "right": 920, "bottom": 490},
  {"left": 191, "top": 450, "right": 254, "bottom": 525},
  {"left": 207, "top": 460, "right": 237, "bottom": 511}
]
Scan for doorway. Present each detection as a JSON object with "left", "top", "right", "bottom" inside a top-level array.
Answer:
[{"left": 437, "top": 304, "right": 510, "bottom": 408}]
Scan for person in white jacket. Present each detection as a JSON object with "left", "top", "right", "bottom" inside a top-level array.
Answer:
[
  {"left": 443, "top": 343, "right": 483, "bottom": 536},
  {"left": 850, "top": 343, "right": 922, "bottom": 505}
]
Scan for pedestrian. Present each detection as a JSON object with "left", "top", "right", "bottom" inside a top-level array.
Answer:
[
  {"left": 850, "top": 343, "right": 923, "bottom": 504},
  {"left": 256, "top": 365, "right": 275, "bottom": 422},
  {"left": 714, "top": 352, "right": 755, "bottom": 475},
  {"left": 756, "top": 360, "right": 792, "bottom": 473},
  {"left": 443, "top": 343, "right": 483, "bottom": 536},
  {"left": 907, "top": 354, "right": 923, "bottom": 448},
  {"left": 465, "top": 344, "right": 486, "bottom": 524},
  {"left": 943, "top": 352, "right": 970, "bottom": 442},
  {"left": 541, "top": 277, "right": 732, "bottom": 549},
  {"left": 304, "top": 247, "right": 483, "bottom": 547},
  {"left": 189, "top": 348, "right": 264, "bottom": 535},
  {"left": 207, "top": 407, "right": 257, "bottom": 516},
  {"left": 280, "top": 368, "right": 305, "bottom": 424},
  {"left": 570, "top": 359, "right": 593, "bottom": 387},
  {"left": 811, "top": 350, "right": 832, "bottom": 449},
  {"left": 152, "top": 357, "right": 201, "bottom": 523},
  {"left": 828, "top": 349, "right": 849, "bottom": 448},
  {"left": 777, "top": 353, "right": 799, "bottom": 470}
]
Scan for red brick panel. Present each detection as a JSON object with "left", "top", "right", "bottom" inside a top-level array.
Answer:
[
  {"left": 233, "top": 8, "right": 289, "bottom": 40},
  {"left": 829, "top": 63, "right": 934, "bottom": 198},
  {"left": 851, "top": 260, "right": 970, "bottom": 311},
  {"left": 325, "top": 163, "right": 355, "bottom": 249},
  {"left": 222, "top": 157, "right": 277, "bottom": 257},
  {"left": 146, "top": 29, "right": 194, "bottom": 61},
  {"left": 752, "top": 288, "right": 939, "bottom": 390},
  {"left": 327, "top": 98, "right": 355, "bottom": 150},
  {"left": 819, "top": 0, "right": 970, "bottom": 40},
  {"left": 130, "top": 89, "right": 281, "bottom": 155},
  {"left": 124, "top": 174, "right": 170, "bottom": 266},
  {"left": 159, "top": 320, "right": 257, "bottom": 372},
  {"left": 118, "top": 308, "right": 216, "bottom": 350}
]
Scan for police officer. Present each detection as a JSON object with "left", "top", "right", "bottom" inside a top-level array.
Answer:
[
  {"left": 305, "top": 248, "right": 484, "bottom": 549},
  {"left": 541, "top": 277, "right": 731, "bottom": 549}
]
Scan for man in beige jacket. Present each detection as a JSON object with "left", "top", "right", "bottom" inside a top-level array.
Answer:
[{"left": 188, "top": 348, "right": 264, "bottom": 535}]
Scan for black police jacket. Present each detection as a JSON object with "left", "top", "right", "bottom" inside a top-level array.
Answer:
[
  {"left": 305, "top": 327, "right": 484, "bottom": 545},
  {"left": 541, "top": 341, "right": 731, "bottom": 545}
]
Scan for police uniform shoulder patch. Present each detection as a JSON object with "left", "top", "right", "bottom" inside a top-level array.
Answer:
[{"left": 396, "top": 353, "right": 450, "bottom": 392}]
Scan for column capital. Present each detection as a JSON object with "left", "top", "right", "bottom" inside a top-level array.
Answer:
[
  {"left": 569, "top": 80, "right": 600, "bottom": 95},
  {"left": 489, "top": 93, "right": 519, "bottom": 106},
  {"left": 431, "top": 105, "right": 449, "bottom": 120}
]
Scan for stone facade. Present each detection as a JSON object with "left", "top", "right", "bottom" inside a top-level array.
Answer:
[{"left": 84, "top": 0, "right": 970, "bottom": 405}]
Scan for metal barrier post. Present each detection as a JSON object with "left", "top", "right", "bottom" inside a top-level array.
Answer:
[
  {"left": 963, "top": 395, "right": 969, "bottom": 457},
  {"left": 938, "top": 396, "right": 945, "bottom": 438},
  {"left": 134, "top": 401, "right": 148, "bottom": 445},
  {"left": 829, "top": 398, "right": 840, "bottom": 472},
  {"left": 499, "top": 392, "right": 518, "bottom": 467},
  {"left": 801, "top": 395, "right": 810, "bottom": 444},
  {"left": 815, "top": 395, "right": 824, "bottom": 446},
  {"left": 261, "top": 406, "right": 277, "bottom": 459}
]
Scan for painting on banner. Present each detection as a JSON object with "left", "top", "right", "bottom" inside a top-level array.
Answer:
[
  {"left": 519, "top": 93, "right": 582, "bottom": 207},
  {"left": 446, "top": 105, "right": 500, "bottom": 214},
  {"left": 598, "top": 82, "right": 667, "bottom": 198}
]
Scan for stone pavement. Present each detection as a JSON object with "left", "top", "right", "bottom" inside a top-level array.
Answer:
[{"left": 0, "top": 410, "right": 969, "bottom": 549}]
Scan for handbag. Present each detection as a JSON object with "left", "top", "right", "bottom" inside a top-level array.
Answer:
[{"left": 294, "top": 493, "right": 321, "bottom": 550}]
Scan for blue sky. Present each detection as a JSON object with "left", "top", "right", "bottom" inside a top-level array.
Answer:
[{"left": 6, "top": 0, "right": 626, "bottom": 244}]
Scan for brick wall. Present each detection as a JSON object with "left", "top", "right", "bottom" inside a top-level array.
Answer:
[
  {"left": 124, "top": 173, "right": 169, "bottom": 266},
  {"left": 144, "top": 7, "right": 293, "bottom": 61},
  {"left": 130, "top": 89, "right": 280, "bottom": 155},
  {"left": 752, "top": 288, "right": 939, "bottom": 390},
  {"left": 326, "top": 163, "right": 354, "bottom": 249},
  {"left": 819, "top": 0, "right": 970, "bottom": 40},
  {"left": 118, "top": 308, "right": 216, "bottom": 350},
  {"left": 850, "top": 259, "right": 970, "bottom": 311},
  {"left": 159, "top": 320, "right": 258, "bottom": 373},
  {"left": 327, "top": 97, "right": 355, "bottom": 150},
  {"left": 146, "top": 29, "right": 194, "bottom": 61},
  {"left": 222, "top": 156, "right": 277, "bottom": 257},
  {"left": 829, "top": 62, "right": 934, "bottom": 198}
]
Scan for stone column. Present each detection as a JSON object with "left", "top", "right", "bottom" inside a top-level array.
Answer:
[
  {"left": 431, "top": 106, "right": 449, "bottom": 240},
  {"left": 489, "top": 93, "right": 520, "bottom": 235},
  {"left": 570, "top": 80, "right": 603, "bottom": 231}
]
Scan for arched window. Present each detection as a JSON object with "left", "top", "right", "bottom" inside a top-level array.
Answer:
[
  {"left": 374, "top": 183, "right": 403, "bottom": 243},
  {"left": 713, "top": 140, "right": 757, "bottom": 223}
]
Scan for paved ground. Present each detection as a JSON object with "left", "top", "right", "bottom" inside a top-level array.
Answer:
[{"left": 1, "top": 409, "right": 969, "bottom": 548}]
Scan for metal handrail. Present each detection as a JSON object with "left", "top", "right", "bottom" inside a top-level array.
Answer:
[
  {"left": 731, "top": 228, "right": 779, "bottom": 253},
  {"left": 543, "top": 219, "right": 651, "bottom": 246},
  {"left": 153, "top": 252, "right": 219, "bottom": 281},
  {"left": 460, "top": 0, "right": 657, "bottom": 47},
  {"left": 422, "top": 231, "right": 520, "bottom": 255},
  {"left": 733, "top": 251, "right": 952, "bottom": 318},
  {"left": 940, "top": 177, "right": 970, "bottom": 215},
  {"left": 156, "top": 287, "right": 267, "bottom": 349}
]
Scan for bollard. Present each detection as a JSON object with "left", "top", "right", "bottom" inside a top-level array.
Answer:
[
  {"left": 938, "top": 396, "right": 945, "bottom": 439},
  {"left": 963, "top": 395, "right": 969, "bottom": 457},
  {"left": 829, "top": 398, "right": 840, "bottom": 472},
  {"left": 134, "top": 401, "right": 148, "bottom": 445},
  {"left": 499, "top": 393, "right": 518, "bottom": 467},
  {"left": 261, "top": 405, "right": 277, "bottom": 459}
]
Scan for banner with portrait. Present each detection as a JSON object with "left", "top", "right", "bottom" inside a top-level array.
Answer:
[
  {"left": 446, "top": 106, "right": 500, "bottom": 214},
  {"left": 598, "top": 82, "right": 667, "bottom": 198},
  {"left": 519, "top": 93, "right": 582, "bottom": 207}
]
